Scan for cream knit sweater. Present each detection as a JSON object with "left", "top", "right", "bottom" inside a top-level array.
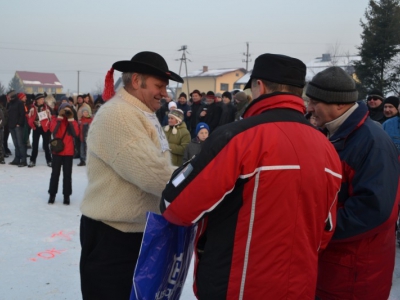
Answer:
[{"left": 80, "top": 88, "right": 175, "bottom": 232}]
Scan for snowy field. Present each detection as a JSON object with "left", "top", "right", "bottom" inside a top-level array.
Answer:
[{"left": 1, "top": 140, "right": 400, "bottom": 300}]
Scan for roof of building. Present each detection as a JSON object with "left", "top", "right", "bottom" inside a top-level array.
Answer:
[
  {"left": 184, "top": 68, "right": 246, "bottom": 78},
  {"left": 16, "top": 71, "right": 63, "bottom": 88},
  {"left": 305, "top": 54, "right": 361, "bottom": 81},
  {"left": 235, "top": 71, "right": 252, "bottom": 84}
]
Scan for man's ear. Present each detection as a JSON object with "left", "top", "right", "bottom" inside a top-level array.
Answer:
[
  {"left": 257, "top": 79, "right": 267, "bottom": 94},
  {"left": 131, "top": 73, "right": 140, "bottom": 90}
]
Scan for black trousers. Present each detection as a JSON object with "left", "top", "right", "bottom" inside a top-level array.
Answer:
[
  {"left": 3, "top": 125, "right": 11, "bottom": 153},
  {"left": 80, "top": 215, "right": 143, "bottom": 300},
  {"left": 48, "top": 155, "right": 73, "bottom": 196},
  {"left": 31, "top": 127, "right": 52, "bottom": 163}
]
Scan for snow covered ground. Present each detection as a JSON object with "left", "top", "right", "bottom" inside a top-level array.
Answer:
[{"left": 1, "top": 141, "right": 400, "bottom": 299}]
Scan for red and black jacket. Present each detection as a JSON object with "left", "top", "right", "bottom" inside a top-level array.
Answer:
[{"left": 161, "top": 93, "right": 342, "bottom": 299}]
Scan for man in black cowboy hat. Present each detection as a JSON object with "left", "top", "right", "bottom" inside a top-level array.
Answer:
[{"left": 79, "top": 51, "right": 183, "bottom": 300}]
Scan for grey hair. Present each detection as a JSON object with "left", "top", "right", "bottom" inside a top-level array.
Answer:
[{"left": 122, "top": 72, "right": 147, "bottom": 88}]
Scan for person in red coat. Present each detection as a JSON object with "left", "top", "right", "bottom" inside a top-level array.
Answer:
[
  {"left": 48, "top": 102, "right": 79, "bottom": 205},
  {"left": 27, "top": 94, "right": 52, "bottom": 167}
]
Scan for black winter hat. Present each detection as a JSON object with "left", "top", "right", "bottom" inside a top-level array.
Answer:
[
  {"left": 306, "top": 66, "right": 358, "bottom": 104},
  {"left": 244, "top": 53, "right": 306, "bottom": 89},
  {"left": 179, "top": 92, "right": 187, "bottom": 99},
  {"left": 222, "top": 91, "right": 232, "bottom": 100},
  {"left": 383, "top": 96, "right": 399, "bottom": 110},
  {"left": 367, "top": 89, "right": 384, "bottom": 101}
]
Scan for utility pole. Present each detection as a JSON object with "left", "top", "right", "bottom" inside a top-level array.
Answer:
[
  {"left": 176, "top": 45, "right": 190, "bottom": 96},
  {"left": 242, "top": 42, "right": 251, "bottom": 71},
  {"left": 77, "top": 70, "right": 80, "bottom": 95}
]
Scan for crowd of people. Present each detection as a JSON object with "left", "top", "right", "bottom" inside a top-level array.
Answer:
[
  {"left": 0, "top": 91, "right": 104, "bottom": 205},
  {"left": 2, "top": 50, "right": 400, "bottom": 299}
]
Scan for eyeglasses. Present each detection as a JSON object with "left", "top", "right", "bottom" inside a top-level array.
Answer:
[{"left": 367, "top": 97, "right": 381, "bottom": 101}]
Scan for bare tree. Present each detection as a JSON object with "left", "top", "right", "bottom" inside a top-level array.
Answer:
[
  {"left": 327, "top": 41, "right": 341, "bottom": 66},
  {"left": 91, "top": 79, "right": 104, "bottom": 96}
]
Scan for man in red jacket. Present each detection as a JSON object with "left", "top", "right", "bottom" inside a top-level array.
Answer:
[{"left": 161, "top": 54, "right": 343, "bottom": 299}]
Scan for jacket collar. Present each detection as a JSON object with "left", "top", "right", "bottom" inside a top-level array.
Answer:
[
  {"left": 329, "top": 101, "right": 369, "bottom": 149},
  {"left": 242, "top": 92, "right": 306, "bottom": 118}
]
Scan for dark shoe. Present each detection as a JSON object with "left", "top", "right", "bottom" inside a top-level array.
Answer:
[
  {"left": 47, "top": 162, "right": 52, "bottom": 167},
  {"left": 63, "top": 196, "right": 70, "bottom": 205},
  {"left": 9, "top": 161, "right": 19, "bottom": 166},
  {"left": 28, "top": 161, "right": 35, "bottom": 168},
  {"left": 48, "top": 194, "right": 56, "bottom": 204},
  {"left": 18, "top": 162, "right": 27, "bottom": 167},
  {"left": 77, "top": 161, "right": 86, "bottom": 166},
  {"left": 4, "top": 154, "right": 9, "bottom": 158},
  {"left": 0, "top": 160, "right": 5, "bottom": 164},
  {"left": 27, "top": 145, "right": 32, "bottom": 149}
]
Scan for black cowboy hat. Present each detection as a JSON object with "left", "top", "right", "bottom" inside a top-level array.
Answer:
[{"left": 112, "top": 51, "right": 183, "bottom": 83}]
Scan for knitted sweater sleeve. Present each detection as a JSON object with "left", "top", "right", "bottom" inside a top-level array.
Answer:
[{"left": 89, "top": 101, "right": 174, "bottom": 197}]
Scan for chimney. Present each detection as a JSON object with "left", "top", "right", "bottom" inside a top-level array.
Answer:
[
  {"left": 203, "top": 66, "right": 208, "bottom": 72},
  {"left": 322, "top": 53, "right": 331, "bottom": 62}
]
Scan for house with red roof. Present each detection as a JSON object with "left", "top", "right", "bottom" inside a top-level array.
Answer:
[{"left": 15, "top": 71, "right": 63, "bottom": 94}]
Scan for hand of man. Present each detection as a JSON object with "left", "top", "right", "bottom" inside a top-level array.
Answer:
[
  {"left": 187, "top": 111, "right": 191, "bottom": 117},
  {"left": 64, "top": 108, "right": 73, "bottom": 118},
  {"left": 200, "top": 111, "right": 206, "bottom": 117}
]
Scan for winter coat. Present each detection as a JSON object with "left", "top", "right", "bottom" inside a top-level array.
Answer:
[
  {"left": 161, "top": 93, "right": 342, "bottom": 299},
  {"left": 187, "top": 101, "right": 202, "bottom": 134},
  {"left": 182, "top": 137, "right": 204, "bottom": 164},
  {"left": 177, "top": 102, "right": 191, "bottom": 126},
  {"left": 79, "top": 116, "right": 93, "bottom": 142},
  {"left": 0, "top": 103, "right": 7, "bottom": 128},
  {"left": 27, "top": 104, "right": 52, "bottom": 132},
  {"left": 383, "top": 116, "right": 400, "bottom": 153},
  {"left": 50, "top": 116, "right": 79, "bottom": 156},
  {"left": 316, "top": 102, "right": 400, "bottom": 300},
  {"left": 235, "top": 100, "right": 249, "bottom": 121},
  {"left": 197, "top": 102, "right": 223, "bottom": 133},
  {"left": 219, "top": 102, "right": 237, "bottom": 126},
  {"left": 164, "top": 122, "right": 191, "bottom": 166},
  {"left": 7, "top": 97, "right": 26, "bottom": 129}
]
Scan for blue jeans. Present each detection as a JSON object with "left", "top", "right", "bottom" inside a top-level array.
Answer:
[
  {"left": 10, "top": 126, "right": 26, "bottom": 163},
  {"left": 80, "top": 140, "right": 87, "bottom": 162}
]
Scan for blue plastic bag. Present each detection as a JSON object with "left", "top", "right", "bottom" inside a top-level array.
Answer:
[{"left": 130, "top": 212, "right": 197, "bottom": 300}]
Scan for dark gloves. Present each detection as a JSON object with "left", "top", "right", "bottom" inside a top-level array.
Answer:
[{"left": 64, "top": 108, "right": 73, "bottom": 118}]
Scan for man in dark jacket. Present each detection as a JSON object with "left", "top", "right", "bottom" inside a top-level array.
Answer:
[
  {"left": 161, "top": 54, "right": 342, "bottom": 299},
  {"left": 176, "top": 92, "right": 190, "bottom": 127},
  {"left": 8, "top": 92, "right": 27, "bottom": 167},
  {"left": 366, "top": 89, "right": 386, "bottom": 123},
  {"left": 306, "top": 67, "right": 400, "bottom": 300},
  {"left": 219, "top": 91, "right": 236, "bottom": 125},
  {"left": 187, "top": 89, "right": 203, "bottom": 138},
  {"left": 197, "top": 91, "right": 223, "bottom": 133}
]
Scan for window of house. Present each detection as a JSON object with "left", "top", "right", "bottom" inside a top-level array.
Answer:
[
  {"left": 33, "top": 87, "right": 38, "bottom": 93},
  {"left": 233, "top": 83, "right": 241, "bottom": 89},
  {"left": 220, "top": 83, "right": 229, "bottom": 91}
]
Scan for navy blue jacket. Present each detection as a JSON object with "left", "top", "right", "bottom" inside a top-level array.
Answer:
[{"left": 329, "top": 101, "right": 399, "bottom": 241}]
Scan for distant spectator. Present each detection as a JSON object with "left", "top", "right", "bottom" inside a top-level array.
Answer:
[
  {"left": 48, "top": 103, "right": 79, "bottom": 205},
  {"left": 156, "top": 94, "right": 173, "bottom": 124},
  {"left": 234, "top": 91, "right": 251, "bottom": 121},
  {"left": 162, "top": 101, "right": 177, "bottom": 126},
  {"left": 163, "top": 109, "right": 190, "bottom": 166},
  {"left": 27, "top": 94, "right": 52, "bottom": 168},
  {"left": 219, "top": 91, "right": 236, "bottom": 125},
  {"left": 197, "top": 91, "right": 223, "bottom": 133},
  {"left": 8, "top": 92, "right": 27, "bottom": 167},
  {"left": 366, "top": 89, "right": 385, "bottom": 123},
  {"left": 177, "top": 92, "right": 190, "bottom": 126},
  {"left": 187, "top": 89, "right": 203, "bottom": 138},
  {"left": 77, "top": 107, "right": 93, "bottom": 167},
  {"left": 182, "top": 122, "right": 209, "bottom": 164},
  {"left": 383, "top": 96, "right": 399, "bottom": 120}
]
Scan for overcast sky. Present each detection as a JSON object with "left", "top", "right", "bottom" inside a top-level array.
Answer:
[{"left": 0, "top": 0, "right": 369, "bottom": 95}]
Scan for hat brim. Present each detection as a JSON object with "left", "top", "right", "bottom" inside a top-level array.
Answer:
[
  {"left": 112, "top": 61, "right": 183, "bottom": 83},
  {"left": 244, "top": 77, "right": 252, "bottom": 90}
]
